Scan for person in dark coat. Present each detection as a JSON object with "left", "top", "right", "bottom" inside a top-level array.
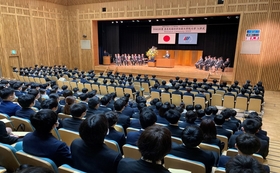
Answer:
[{"left": 62, "top": 103, "right": 86, "bottom": 132}]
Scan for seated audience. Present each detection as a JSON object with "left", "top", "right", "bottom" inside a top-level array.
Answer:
[
  {"left": 86, "top": 97, "right": 109, "bottom": 117},
  {"left": 28, "top": 89, "right": 41, "bottom": 110},
  {"left": 156, "top": 104, "right": 170, "bottom": 124},
  {"left": 179, "top": 110, "right": 197, "bottom": 128},
  {"left": 78, "top": 93, "right": 89, "bottom": 109},
  {"left": 114, "top": 99, "right": 130, "bottom": 131},
  {"left": 165, "top": 109, "right": 183, "bottom": 138},
  {"left": 105, "top": 111, "right": 126, "bottom": 154},
  {"left": 15, "top": 94, "right": 36, "bottom": 119},
  {"left": 0, "top": 88, "right": 21, "bottom": 116},
  {"left": 62, "top": 103, "right": 86, "bottom": 132},
  {"left": 214, "top": 114, "right": 232, "bottom": 140},
  {"left": 0, "top": 121, "right": 19, "bottom": 144},
  {"left": 170, "top": 126, "right": 216, "bottom": 173},
  {"left": 63, "top": 96, "right": 76, "bottom": 115},
  {"left": 71, "top": 114, "right": 122, "bottom": 173},
  {"left": 23, "top": 109, "right": 72, "bottom": 166},
  {"left": 220, "top": 109, "right": 238, "bottom": 133},
  {"left": 118, "top": 125, "right": 171, "bottom": 173}
]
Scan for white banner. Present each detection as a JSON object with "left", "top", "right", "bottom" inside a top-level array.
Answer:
[{"left": 151, "top": 25, "right": 207, "bottom": 34}]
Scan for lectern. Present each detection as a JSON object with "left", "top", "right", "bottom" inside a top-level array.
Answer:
[{"left": 103, "top": 56, "right": 111, "bottom": 65}]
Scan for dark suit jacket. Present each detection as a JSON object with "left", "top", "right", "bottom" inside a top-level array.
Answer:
[
  {"left": 202, "top": 115, "right": 214, "bottom": 120},
  {"left": 156, "top": 115, "right": 169, "bottom": 125},
  {"left": 223, "top": 120, "right": 238, "bottom": 133},
  {"left": 122, "top": 106, "right": 135, "bottom": 118},
  {"left": 71, "top": 139, "right": 122, "bottom": 173},
  {"left": 34, "top": 100, "right": 41, "bottom": 110},
  {"left": 23, "top": 131, "right": 72, "bottom": 167},
  {"left": 183, "top": 92, "right": 194, "bottom": 99},
  {"left": 0, "top": 121, "right": 18, "bottom": 144},
  {"left": 117, "top": 159, "right": 170, "bottom": 173},
  {"left": 178, "top": 121, "right": 197, "bottom": 128},
  {"left": 250, "top": 95, "right": 264, "bottom": 103},
  {"left": 170, "top": 145, "right": 215, "bottom": 173},
  {"left": 15, "top": 108, "right": 36, "bottom": 119},
  {"left": 216, "top": 126, "right": 232, "bottom": 140},
  {"left": 62, "top": 118, "right": 83, "bottom": 132},
  {"left": 130, "top": 119, "right": 141, "bottom": 129},
  {"left": 126, "top": 130, "right": 143, "bottom": 146},
  {"left": 151, "top": 88, "right": 162, "bottom": 93},
  {"left": 106, "top": 127, "right": 126, "bottom": 154},
  {"left": 166, "top": 125, "right": 183, "bottom": 138},
  {"left": 15, "top": 90, "right": 23, "bottom": 97},
  {"left": 228, "top": 134, "right": 268, "bottom": 159},
  {"left": 172, "top": 90, "right": 183, "bottom": 96},
  {"left": 86, "top": 107, "right": 108, "bottom": 117},
  {"left": 0, "top": 101, "right": 21, "bottom": 116},
  {"left": 79, "top": 101, "right": 89, "bottom": 110},
  {"left": 116, "top": 112, "right": 130, "bottom": 131}
]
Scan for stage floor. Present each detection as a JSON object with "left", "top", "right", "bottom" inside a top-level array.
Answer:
[{"left": 94, "top": 64, "right": 234, "bottom": 82}]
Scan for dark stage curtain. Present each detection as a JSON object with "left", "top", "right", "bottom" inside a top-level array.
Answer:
[{"left": 98, "top": 21, "right": 239, "bottom": 67}]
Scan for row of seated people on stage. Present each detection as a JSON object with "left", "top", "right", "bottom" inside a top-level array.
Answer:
[
  {"left": 114, "top": 53, "right": 148, "bottom": 66},
  {"left": 0, "top": 81, "right": 269, "bottom": 173},
  {"left": 195, "top": 56, "right": 230, "bottom": 72}
]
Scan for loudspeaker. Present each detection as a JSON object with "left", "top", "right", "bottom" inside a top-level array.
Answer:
[
  {"left": 102, "top": 7, "right": 106, "bottom": 12},
  {"left": 218, "top": 0, "right": 224, "bottom": 4}
]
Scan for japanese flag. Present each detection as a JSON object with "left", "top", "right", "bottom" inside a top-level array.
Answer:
[{"left": 158, "top": 33, "right": 176, "bottom": 44}]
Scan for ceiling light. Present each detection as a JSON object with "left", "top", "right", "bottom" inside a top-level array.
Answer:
[
  {"left": 162, "top": 19, "right": 165, "bottom": 21},
  {"left": 120, "top": 21, "right": 123, "bottom": 23},
  {"left": 204, "top": 17, "right": 207, "bottom": 20},
  {"left": 112, "top": 21, "right": 114, "bottom": 24},
  {"left": 227, "top": 16, "right": 231, "bottom": 19},
  {"left": 177, "top": 18, "right": 181, "bottom": 21},
  {"left": 132, "top": 20, "right": 135, "bottom": 22},
  {"left": 236, "top": 16, "right": 239, "bottom": 19},
  {"left": 156, "top": 19, "right": 159, "bottom": 21},
  {"left": 137, "top": 20, "right": 139, "bottom": 22},
  {"left": 182, "top": 18, "right": 185, "bottom": 20},
  {"left": 116, "top": 21, "right": 118, "bottom": 23},
  {"left": 148, "top": 20, "right": 151, "bottom": 22}
]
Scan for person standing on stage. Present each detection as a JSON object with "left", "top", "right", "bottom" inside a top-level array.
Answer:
[{"left": 164, "top": 51, "right": 170, "bottom": 59}]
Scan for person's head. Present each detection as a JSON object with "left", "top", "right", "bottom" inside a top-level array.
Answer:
[
  {"left": 174, "top": 84, "right": 180, "bottom": 90},
  {"left": 165, "top": 109, "right": 180, "bottom": 124},
  {"left": 114, "top": 99, "right": 125, "bottom": 112},
  {"left": 41, "top": 99, "right": 59, "bottom": 111},
  {"left": 28, "top": 89, "right": 40, "bottom": 99},
  {"left": 225, "top": 155, "right": 266, "bottom": 173},
  {"left": 155, "top": 101, "right": 163, "bottom": 110},
  {"left": 137, "top": 125, "right": 171, "bottom": 163},
  {"left": 18, "top": 94, "right": 35, "bottom": 108},
  {"left": 200, "top": 119, "right": 217, "bottom": 141},
  {"left": 0, "top": 88, "right": 15, "bottom": 100},
  {"left": 100, "top": 95, "right": 111, "bottom": 106},
  {"left": 105, "top": 111, "right": 119, "bottom": 127},
  {"left": 185, "top": 110, "right": 197, "bottom": 123},
  {"left": 61, "top": 85, "right": 68, "bottom": 90},
  {"left": 79, "top": 93, "right": 88, "bottom": 102},
  {"left": 204, "top": 107, "right": 212, "bottom": 116},
  {"left": 13, "top": 82, "right": 22, "bottom": 91},
  {"left": 236, "top": 133, "right": 261, "bottom": 155},
  {"left": 221, "top": 108, "right": 232, "bottom": 119},
  {"left": 62, "top": 90, "right": 73, "bottom": 98},
  {"left": 196, "top": 109, "right": 205, "bottom": 118},
  {"left": 181, "top": 126, "right": 203, "bottom": 148},
  {"left": 139, "top": 110, "right": 157, "bottom": 129},
  {"left": 194, "top": 104, "right": 202, "bottom": 111},
  {"left": 30, "top": 109, "right": 58, "bottom": 135},
  {"left": 79, "top": 114, "right": 108, "bottom": 148},
  {"left": 82, "top": 88, "right": 88, "bottom": 93},
  {"left": 242, "top": 119, "right": 260, "bottom": 134},
  {"left": 185, "top": 105, "right": 194, "bottom": 111},
  {"left": 214, "top": 114, "right": 225, "bottom": 125},
  {"left": 211, "top": 106, "right": 218, "bottom": 115},
  {"left": 158, "top": 104, "right": 170, "bottom": 118},
  {"left": 69, "top": 102, "right": 87, "bottom": 118},
  {"left": 88, "top": 97, "right": 100, "bottom": 109}
]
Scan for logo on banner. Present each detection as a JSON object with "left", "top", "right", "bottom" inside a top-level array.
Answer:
[{"left": 183, "top": 36, "right": 191, "bottom": 41}]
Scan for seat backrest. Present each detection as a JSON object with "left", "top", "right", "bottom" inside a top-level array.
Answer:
[
  {"left": 226, "top": 148, "right": 238, "bottom": 157},
  {"left": 151, "top": 92, "right": 160, "bottom": 100},
  {"left": 199, "top": 143, "right": 220, "bottom": 156},
  {"left": 58, "top": 113, "right": 72, "bottom": 120},
  {"left": 216, "top": 135, "right": 228, "bottom": 152},
  {"left": 51, "top": 128, "right": 61, "bottom": 140},
  {"left": 91, "top": 84, "right": 100, "bottom": 94},
  {"left": 133, "top": 81, "right": 141, "bottom": 87},
  {"left": 116, "top": 87, "right": 124, "bottom": 97},
  {"left": 58, "top": 128, "right": 80, "bottom": 146},
  {"left": 28, "top": 77, "right": 35, "bottom": 82},
  {"left": 16, "top": 150, "right": 58, "bottom": 173},
  {"left": 39, "top": 78, "right": 47, "bottom": 84},
  {"left": 122, "top": 144, "right": 141, "bottom": 160},
  {"left": 211, "top": 94, "right": 223, "bottom": 106},
  {"left": 216, "top": 90, "right": 225, "bottom": 96},
  {"left": 172, "top": 94, "right": 182, "bottom": 106},
  {"left": 141, "top": 83, "right": 150, "bottom": 93},
  {"left": 161, "top": 93, "right": 171, "bottom": 104},
  {"left": 124, "top": 88, "right": 134, "bottom": 100},
  {"left": 114, "top": 124, "right": 124, "bottom": 133},
  {"left": 126, "top": 127, "right": 140, "bottom": 134},
  {"left": 194, "top": 97, "right": 206, "bottom": 109},
  {"left": 223, "top": 95, "right": 235, "bottom": 108},
  {"left": 107, "top": 86, "right": 116, "bottom": 94},
  {"left": 0, "top": 143, "right": 20, "bottom": 172},
  {"left": 58, "top": 164, "right": 85, "bottom": 173},
  {"left": 57, "top": 80, "right": 64, "bottom": 89},
  {"left": 77, "top": 83, "right": 84, "bottom": 91},
  {"left": 171, "top": 136, "right": 183, "bottom": 145},
  {"left": 235, "top": 97, "right": 248, "bottom": 111},
  {"left": 100, "top": 85, "right": 108, "bottom": 95},
  {"left": 214, "top": 167, "right": 226, "bottom": 173},
  {"left": 204, "top": 93, "right": 210, "bottom": 101},
  {"left": 190, "top": 91, "right": 198, "bottom": 96},
  {"left": 104, "top": 139, "right": 121, "bottom": 153},
  {"left": 252, "top": 153, "right": 264, "bottom": 163},
  {"left": 10, "top": 117, "right": 34, "bottom": 132},
  {"left": 70, "top": 82, "right": 77, "bottom": 89},
  {"left": 248, "top": 99, "right": 262, "bottom": 112},
  {"left": 84, "top": 83, "right": 92, "bottom": 91},
  {"left": 164, "top": 155, "right": 205, "bottom": 173},
  {"left": 182, "top": 95, "right": 193, "bottom": 106}
]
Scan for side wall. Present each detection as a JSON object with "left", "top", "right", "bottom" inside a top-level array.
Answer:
[{"left": 68, "top": 0, "right": 280, "bottom": 90}]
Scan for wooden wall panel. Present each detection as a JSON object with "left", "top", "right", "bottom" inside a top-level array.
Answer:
[
  {"left": 79, "top": 20, "right": 93, "bottom": 71},
  {"left": 68, "top": 21, "right": 79, "bottom": 69},
  {"left": 46, "top": 19, "right": 58, "bottom": 65},
  {"left": 33, "top": 18, "right": 48, "bottom": 65},
  {"left": 58, "top": 20, "right": 70, "bottom": 67}
]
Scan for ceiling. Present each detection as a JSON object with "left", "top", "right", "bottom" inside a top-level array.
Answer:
[{"left": 38, "top": 0, "right": 129, "bottom": 6}]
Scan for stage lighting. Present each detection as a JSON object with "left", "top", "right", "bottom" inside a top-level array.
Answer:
[
  {"left": 132, "top": 20, "right": 135, "bottom": 22},
  {"left": 236, "top": 16, "right": 239, "bottom": 19},
  {"left": 182, "top": 18, "right": 185, "bottom": 20},
  {"left": 116, "top": 21, "right": 118, "bottom": 23},
  {"left": 204, "top": 17, "right": 208, "bottom": 20},
  {"left": 162, "top": 19, "right": 165, "bottom": 21},
  {"left": 120, "top": 21, "right": 123, "bottom": 23},
  {"left": 111, "top": 21, "right": 114, "bottom": 24},
  {"left": 190, "top": 18, "right": 193, "bottom": 21},
  {"left": 137, "top": 20, "right": 139, "bottom": 22},
  {"left": 177, "top": 18, "right": 181, "bottom": 21},
  {"left": 227, "top": 16, "right": 231, "bottom": 19},
  {"left": 156, "top": 19, "right": 159, "bottom": 21},
  {"left": 148, "top": 20, "right": 151, "bottom": 22}
]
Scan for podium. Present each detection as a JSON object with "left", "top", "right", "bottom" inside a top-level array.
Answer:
[
  {"left": 103, "top": 56, "right": 111, "bottom": 65},
  {"left": 156, "top": 59, "right": 175, "bottom": 68}
]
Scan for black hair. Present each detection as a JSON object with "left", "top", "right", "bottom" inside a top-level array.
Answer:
[
  {"left": 158, "top": 104, "right": 170, "bottom": 118},
  {"left": 214, "top": 114, "right": 225, "bottom": 125},
  {"left": 49, "top": 94, "right": 59, "bottom": 100},
  {"left": 61, "top": 85, "right": 68, "bottom": 90},
  {"left": 88, "top": 97, "right": 100, "bottom": 109},
  {"left": 82, "top": 88, "right": 88, "bottom": 93},
  {"left": 79, "top": 114, "right": 108, "bottom": 148},
  {"left": 236, "top": 133, "right": 261, "bottom": 155},
  {"left": 194, "top": 104, "right": 202, "bottom": 111},
  {"left": 155, "top": 102, "right": 163, "bottom": 110},
  {"left": 200, "top": 119, "right": 217, "bottom": 141},
  {"left": 225, "top": 155, "right": 265, "bottom": 173},
  {"left": 79, "top": 93, "right": 88, "bottom": 101},
  {"left": 114, "top": 99, "right": 125, "bottom": 111},
  {"left": 41, "top": 99, "right": 58, "bottom": 110},
  {"left": 182, "top": 126, "right": 203, "bottom": 148},
  {"left": 221, "top": 108, "right": 232, "bottom": 119},
  {"left": 70, "top": 103, "right": 87, "bottom": 118},
  {"left": 243, "top": 119, "right": 261, "bottom": 134},
  {"left": 105, "top": 111, "right": 118, "bottom": 127},
  {"left": 137, "top": 125, "right": 171, "bottom": 162},
  {"left": 196, "top": 109, "right": 205, "bottom": 118},
  {"left": 165, "top": 109, "right": 180, "bottom": 124},
  {"left": 0, "top": 88, "right": 15, "bottom": 99},
  {"left": 185, "top": 105, "right": 194, "bottom": 111},
  {"left": 139, "top": 110, "right": 157, "bottom": 129},
  {"left": 100, "top": 95, "right": 111, "bottom": 105},
  {"left": 30, "top": 109, "right": 58, "bottom": 135},
  {"left": 204, "top": 107, "right": 212, "bottom": 115},
  {"left": 211, "top": 106, "right": 218, "bottom": 115},
  {"left": 18, "top": 94, "right": 35, "bottom": 108},
  {"left": 28, "top": 89, "right": 39, "bottom": 98},
  {"left": 185, "top": 111, "right": 197, "bottom": 123},
  {"left": 63, "top": 90, "right": 73, "bottom": 98}
]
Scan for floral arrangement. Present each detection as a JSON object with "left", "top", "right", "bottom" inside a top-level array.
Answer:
[{"left": 146, "top": 47, "right": 158, "bottom": 60}]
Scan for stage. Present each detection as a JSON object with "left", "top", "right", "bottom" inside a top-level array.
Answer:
[{"left": 94, "top": 64, "right": 234, "bottom": 83}]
